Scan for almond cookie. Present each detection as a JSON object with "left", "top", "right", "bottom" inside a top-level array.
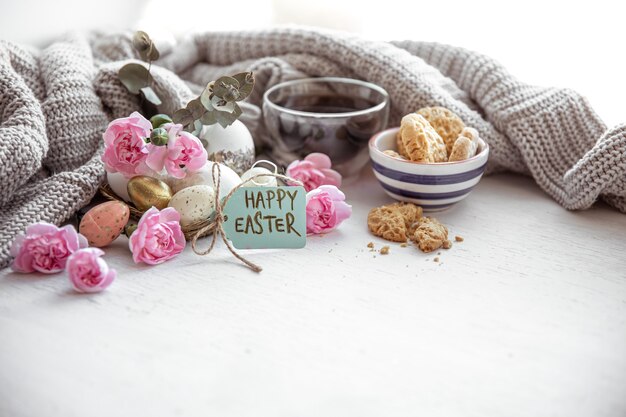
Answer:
[
  {"left": 367, "top": 202, "right": 423, "bottom": 242},
  {"left": 395, "top": 131, "right": 409, "bottom": 158},
  {"left": 384, "top": 202, "right": 423, "bottom": 229},
  {"left": 367, "top": 207, "right": 407, "bottom": 242},
  {"left": 383, "top": 149, "right": 406, "bottom": 160},
  {"left": 448, "top": 127, "right": 480, "bottom": 162},
  {"left": 417, "top": 107, "right": 465, "bottom": 155},
  {"left": 412, "top": 217, "right": 451, "bottom": 253},
  {"left": 398, "top": 113, "right": 448, "bottom": 163}
]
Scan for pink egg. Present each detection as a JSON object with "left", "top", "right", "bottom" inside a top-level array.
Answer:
[{"left": 79, "top": 201, "right": 130, "bottom": 247}]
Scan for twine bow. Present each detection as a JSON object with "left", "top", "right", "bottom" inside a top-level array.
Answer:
[{"left": 190, "top": 162, "right": 303, "bottom": 273}]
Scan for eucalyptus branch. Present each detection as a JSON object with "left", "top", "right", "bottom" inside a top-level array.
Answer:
[
  {"left": 118, "top": 31, "right": 162, "bottom": 106},
  {"left": 172, "top": 72, "right": 255, "bottom": 133}
]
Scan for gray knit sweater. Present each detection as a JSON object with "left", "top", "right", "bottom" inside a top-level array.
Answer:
[{"left": 0, "top": 28, "right": 624, "bottom": 268}]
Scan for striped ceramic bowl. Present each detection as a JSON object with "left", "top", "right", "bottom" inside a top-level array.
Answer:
[{"left": 369, "top": 127, "right": 489, "bottom": 211}]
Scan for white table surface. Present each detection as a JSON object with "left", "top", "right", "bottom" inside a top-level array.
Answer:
[{"left": 1, "top": 170, "right": 625, "bottom": 417}]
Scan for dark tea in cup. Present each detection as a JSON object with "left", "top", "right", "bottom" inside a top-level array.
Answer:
[{"left": 263, "top": 78, "right": 389, "bottom": 177}]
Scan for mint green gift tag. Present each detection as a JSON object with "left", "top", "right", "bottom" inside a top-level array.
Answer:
[{"left": 222, "top": 186, "right": 307, "bottom": 249}]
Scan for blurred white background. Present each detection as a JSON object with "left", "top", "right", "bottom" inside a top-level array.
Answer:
[{"left": 1, "top": 0, "right": 623, "bottom": 126}]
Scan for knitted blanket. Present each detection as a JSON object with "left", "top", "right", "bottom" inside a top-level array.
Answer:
[{"left": 0, "top": 28, "right": 624, "bottom": 268}]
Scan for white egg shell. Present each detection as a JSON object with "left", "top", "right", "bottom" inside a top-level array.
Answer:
[
  {"left": 106, "top": 171, "right": 131, "bottom": 202},
  {"left": 202, "top": 161, "right": 242, "bottom": 200},
  {"left": 168, "top": 185, "right": 216, "bottom": 227},
  {"left": 169, "top": 164, "right": 215, "bottom": 194},
  {"left": 200, "top": 119, "right": 254, "bottom": 154},
  {"left": 241, "top": 167, "right": 277, "bottom": 187}
]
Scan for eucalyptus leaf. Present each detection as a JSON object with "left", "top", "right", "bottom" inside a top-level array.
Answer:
[
  {"left": 215, "top": 110, "right": 238, "bottom": 128},
  {"left": 187, "top": 98, "right": 206, "bottom": 119},
  {"left": 173, "top": 108, "right": 193, "bottom": 126},
  {"left": 213, "top": 76, "right": 239, "bottom": 98},
  {"left": 132, "top": 31, "right": 160, "bottom": 62},
  {"left": 146, "top": 43, "right": 160, "bottom": 62},
  {"left": 118, "top": 63, "right": 152, "bottom": 94},
  {"left": 132, "top": 31, "right": 152, "bottom": 53},
  {"left": 140, "top": 86, "right": 162, "bottom": 106},
  {"left": 210, "top": 95, "right": 236, "bottom": 113},
  {"left": 233, "top": 72, "right": 255, "bottom": 100},
  {"left": 200, "top": 111, "right": 217, "bottom": 125}
]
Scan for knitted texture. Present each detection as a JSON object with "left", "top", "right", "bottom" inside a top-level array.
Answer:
[{"left": 0, "top": 27, "right": 624, "bottom": 268}]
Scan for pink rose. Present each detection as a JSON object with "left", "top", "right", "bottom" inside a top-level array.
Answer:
[
  {"left": 129, "top": 207, "right": 186, "bottom": 265},
  {"left": 101, "top": 111, "right": 152, "bottom": 178},
  {"left": 66, "top": 248, "right": 116, "bottom": 293},
  {"left": 287, "top": 153, "right": 342, "bottom": 192},
  {"left": 10, "top": 222, "right": 88, "bottom": 274},
  {"left": 305, "top": 185, "right": 352, "bottom": 234},
  {"left": 146, "top": 123, "right": 207, "bottom": 179}
]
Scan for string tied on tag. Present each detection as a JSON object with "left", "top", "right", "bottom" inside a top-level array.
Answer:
[{"left": 190, "top": 162, "right": 303, "bottom": 273}]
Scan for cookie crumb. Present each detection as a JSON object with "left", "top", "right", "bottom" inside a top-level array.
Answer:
[
  {"left": 442, "top": 240, "right": 452, "bottom": 249},
  {"left": 367, "top": 242, "right": 374, "bottom": 249},
  {"left": 434, "top": 257, "right": 440, "bottom": 262},
  {"left": 380, "top": 246, "right": 390, "bottom": 255},
  {"left": 400, "top": 242, "right": 408, "bottom": 248},
  {"left": 455, "top": 235, "right": 464, "bottom": 242}
]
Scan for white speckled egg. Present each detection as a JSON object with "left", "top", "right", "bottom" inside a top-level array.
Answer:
[
  {"left": 200, "top": 120, "right": 255, "bottom": 175},
  {"left": 241, "top": 167, "right": 277, "bottom": 187},
  {"left": 168, "top": 185, "right": 216, "bottom": 227},
  {"left": 107, "top": 171, "right": 131, "bottom": 202}
]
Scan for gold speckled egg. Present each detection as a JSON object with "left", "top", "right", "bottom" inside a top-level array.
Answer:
[{"left": 127, "top": 176, "right": 173, "bottom": 211}]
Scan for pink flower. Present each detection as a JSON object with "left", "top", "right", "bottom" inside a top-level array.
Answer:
[
  {"left": 10, "top": 222, "right": 88, "bottom": 274},
  {"left": 66, "top": 248, "right": 116, "bottom": 293},
  {"left": 129, "top": 207, "right": 186, "bottom": 265},
  {"left": 146, "top": 123, "right": 207, "bottom": 179},
  {"left": 287, "top": 153, "right": 342, "bottom": 192},
  {"left": 305, "top": 185, "right": 352, "bottom": 234},
  {"left": 101, "top": 111, "right": 152, "bottom": 178}
]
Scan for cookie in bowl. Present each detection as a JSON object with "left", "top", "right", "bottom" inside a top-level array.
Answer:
[{"left": 369, "top": 108, "right": 489, "bottom": 211}]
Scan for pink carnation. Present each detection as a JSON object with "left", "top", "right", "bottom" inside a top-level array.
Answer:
[
  {"left": 287, "top": 153, "right": 342, "bottom": 192},
  {"left": 305, "top": 185, "right": 352, "bottom": 235},
  {"left": 101, "top": 111, "right": 152, "bottom": 178},
  {"left": 129, "top": 207, "right": 186, "bottom": 265},
  {"left": 146, "top": 123, "right": 207, "bottom": 179},
  {"left": 10, "top": 222, "right": 88, "bottom": 274},
  {"left": 66, "top": 248, "right": 116, "bottom": 293}
]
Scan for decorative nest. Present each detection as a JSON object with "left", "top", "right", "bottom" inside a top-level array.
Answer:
[{"left": 99, "top": 183, "right": 215, "bottom": 241}]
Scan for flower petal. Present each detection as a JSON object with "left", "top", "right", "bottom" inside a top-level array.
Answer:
[
  {"left": 320, "top": 168, "right": 342, "bottom": 187},
  {"left": 305, "top": 153, "right": 332, "bottom": 169},
  {"left": 146, "top": 145, "right": 167, "bottom": 172}
]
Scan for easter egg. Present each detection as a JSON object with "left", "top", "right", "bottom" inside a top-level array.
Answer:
[
  {"left": 241, "top": 166, "right": 277, "bottom": 187},
  {"left": 204, "top": 162, "right": 242, "bottom": 200},
  {"left": 169, "top": 164, "right": 214, "bottom": 194},
  {"left": 200, "top": 120, "right": 255, "bottom": 175},
  {"left": 127, "top": 176, "right": 173, "bottom": 211},
  {"left": 168, "top": 185, "right": 216, "bottom": 227},
  {"left": 79, "top": 201, "right": 130, "bottom": 247},
  {"left": 107, "top": 171, "right": 131, "bottom": 202}
]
